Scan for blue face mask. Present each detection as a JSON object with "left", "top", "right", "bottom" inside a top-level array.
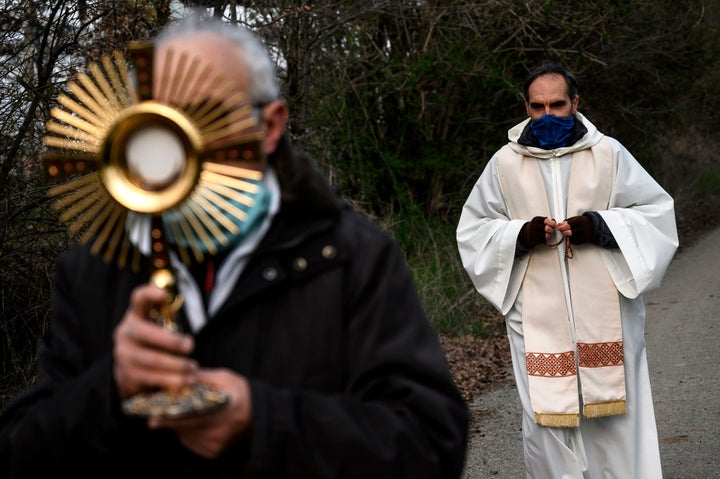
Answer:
[
  {"left": 162, "top": 177, "right": 271, "bottom": 257},
  {"left": 530, "top": 114, "right": 575, "bottom": 149}
]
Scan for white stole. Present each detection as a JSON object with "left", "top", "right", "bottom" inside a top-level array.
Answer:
[{"left": 498, "top": 138, "right": 627, "bottom": 427}]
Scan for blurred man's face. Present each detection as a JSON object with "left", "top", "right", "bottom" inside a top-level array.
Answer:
[
  {"left": 524, "top": 73, "right": 578, "bottom": 120},
  {"left": 153, "top": 31, "right": 287, "bottom": 158}
]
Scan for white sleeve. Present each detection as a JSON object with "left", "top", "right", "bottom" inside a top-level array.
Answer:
[
  {"left": 598, "top": 139, "right": 679, "bottom": 298},
  {"left": 456, "top": 155, "right": 527, "bottom": 314}
]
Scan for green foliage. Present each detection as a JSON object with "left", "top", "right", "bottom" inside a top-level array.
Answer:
[
  {"left": 385, "top": 206, "right": 497, "bottom": 338},
  {"left": 698, "top": 168, "right": 720, "bottom": 194}
]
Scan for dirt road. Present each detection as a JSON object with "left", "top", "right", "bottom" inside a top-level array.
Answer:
[{"left": 461, "top": 226, "right": 720, "bottom": 478}]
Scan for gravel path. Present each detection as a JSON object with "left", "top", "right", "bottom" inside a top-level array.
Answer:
[{"left": 460, "top": 226, "right": 720, "bottom": 478}]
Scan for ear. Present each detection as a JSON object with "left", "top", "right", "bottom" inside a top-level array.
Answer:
[
  {"left": 525, "top": 101, "right": 531, "bottom": 117},
  {"left": 261, "top": 100, "right": 288, "bottom": 155},
  {"left": 572, "top": 96, "right": 579, "bottom": 114}
]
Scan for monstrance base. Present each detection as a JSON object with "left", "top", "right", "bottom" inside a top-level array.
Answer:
[{"left": 121, "top": 384, "right": 228, "bottom": 418}]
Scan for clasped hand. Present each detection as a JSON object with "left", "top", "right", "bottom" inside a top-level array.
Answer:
[
  {"left": 519, "top": 215, "right": 594, "bottom": 248},
  {"left": 113, "top": 284, "right": 252, "bottom": 458}
]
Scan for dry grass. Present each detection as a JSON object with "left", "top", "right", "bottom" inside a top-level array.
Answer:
[{"left": 439, "top": 304, "right": 512, "bottom": 402}]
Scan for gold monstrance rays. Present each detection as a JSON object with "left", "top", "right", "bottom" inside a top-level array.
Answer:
[
  {"left": 44, "top": 50, "right": 138, "bottom": 269},
  {"left": 43, "top": 42, "right": 265, "bottom": 270}
]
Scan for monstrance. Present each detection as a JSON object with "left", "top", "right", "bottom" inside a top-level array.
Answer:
[{"left": 42, "top": 41, "right": 266, "bottom": 418}]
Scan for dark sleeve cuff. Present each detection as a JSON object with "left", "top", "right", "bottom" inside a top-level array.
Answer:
[
  {"left": 514, "top": 240, "right": 532, "bottom": 258},
  {"left": 584, "top": 211, "right": 619, "bottom": 249}
]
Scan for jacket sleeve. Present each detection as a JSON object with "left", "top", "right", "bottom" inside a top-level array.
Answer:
[
  {"left": 0, "top": 246, "right": 147, "bottom": 477},
  {"left": 239, "top": 218, "right": 469, "bottom": 479}
]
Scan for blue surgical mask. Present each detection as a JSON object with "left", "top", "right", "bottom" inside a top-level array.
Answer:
[
  {"left": 162, "top": 177, "right": 271, "bottom": 257},
  {"left": 530, "top": 114, "right": 575, "bottom": 149}
]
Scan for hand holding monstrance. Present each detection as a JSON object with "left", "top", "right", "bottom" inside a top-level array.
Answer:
[{"left": 42, "top": 41, "right": 265, "bottom": 418}]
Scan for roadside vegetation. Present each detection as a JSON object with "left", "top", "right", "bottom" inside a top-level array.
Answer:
[{"left": 2, "top": 1, "right": 719, "bottom": 408}]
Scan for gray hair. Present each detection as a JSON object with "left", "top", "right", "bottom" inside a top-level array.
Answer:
[{"left": 155, "top": 13, "right": 280, "bottom": 105}]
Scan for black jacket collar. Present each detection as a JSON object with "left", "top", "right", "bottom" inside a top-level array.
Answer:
[
  {"left": 268, "top": 135, "right": 342, "bottom": 215},
  {"left": 253, "top": 135, "right": 345, "bottom": 256}
]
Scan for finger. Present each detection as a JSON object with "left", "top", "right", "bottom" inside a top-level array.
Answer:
[
  {"left": 121, "top": 367, "right": 198, "bottom": 395},
  {"left": 555, "top": 223, "right": 570, "bottom": 236},
  {"left": 556, "top": 221, "right": 570, "bottom": 232},
  {"left": 121, "top": 343, "right": 198, "bottom": 376},
  {"left": 114, "top": 341, "right": 198, "bottom": 396},
  {"left": 130, "top": 319, "right": 195, "bottom": 354},
  {"left": 116, "top": 307, "right": 194, "bottom": 356},
  {"left": 114, "top": 318, "right": 193, "bottom": 374},
  {"left": 114, "top": 345, "right": 197, "bottom": 391},
  {"left": 115, "top": 321, "right": 196, "bottom": 370},
  {"left": 129, "top": 284, "right": 169, "bottom": 318}
]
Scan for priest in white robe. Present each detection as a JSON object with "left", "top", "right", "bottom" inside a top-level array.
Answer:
[{"left": 456, "top": 63, "right": 678, "bottom": 478}]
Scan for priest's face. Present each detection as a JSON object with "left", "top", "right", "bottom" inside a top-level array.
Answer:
[{"left": 524, "top": 73, "right": 579, "bottom": 120}]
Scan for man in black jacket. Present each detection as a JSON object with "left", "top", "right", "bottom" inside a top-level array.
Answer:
[{"left": 0, "top": 14, "right": 468, "bottom": 479}]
